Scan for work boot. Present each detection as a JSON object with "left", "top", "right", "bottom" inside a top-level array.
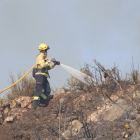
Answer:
[
  {"left": 40, "top": 96, "right": 46, "bottom": 104},
  {"left": 47, "top": 95, "right": 54, "bottom": 100},
  {"left": 43, "top": 95, "right": 53, "bottom": 107},
  {"left": 33, "top": 100, "right": 40, "bottom": 109}
]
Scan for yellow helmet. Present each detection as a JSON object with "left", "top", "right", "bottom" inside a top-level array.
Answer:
[{"left": 38, "top": 43, "right": 50, "bottom": 51}]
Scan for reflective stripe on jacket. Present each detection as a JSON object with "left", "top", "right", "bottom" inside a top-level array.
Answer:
[{"left": 35, "top": 53, "right": 54, "bottom": 78}]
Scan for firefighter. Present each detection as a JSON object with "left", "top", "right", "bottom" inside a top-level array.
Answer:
[{"left": 33, "top": 43, "right": 60, "bottom": 109}]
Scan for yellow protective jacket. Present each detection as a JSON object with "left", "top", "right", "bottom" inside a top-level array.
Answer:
[{"left": 35, "top": 53, "right": 55, "bottom": 78}]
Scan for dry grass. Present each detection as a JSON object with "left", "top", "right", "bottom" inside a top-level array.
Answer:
[{"left": 6, "top": 71, "right": 36, "bottom": 100}]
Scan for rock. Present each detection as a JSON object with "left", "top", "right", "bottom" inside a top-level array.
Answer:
[
  {"left": 10, "top": 100, "right": 17, "bottom": 108},
  {"left": 9, "top": 108, "right": 27, "bottom": 120},
  {"left": 87, "top": 99, "right": 128, "bottom": 122},
  {"left": 66, "top": 116, "right": 78, "bottom": 122},
  {"left": 87, "top": 103, "right": 110, "bottom": 122},
  {"left": 133, "top": 90, "right": 140, "bottom": 99},
  {"left": 101, "top": 99, "right": 127, "bottom": 121},
  {"left": 3, "top": 107, "right": 9, "bottom": 115},
  {"left": 0, "top": 107, "right": 4, "bottom": 111},
  {"left": 66, "top": 91, "right": 71, "bottom": 94},
  {"left": 102, "top": 104, "right": 124, "bottom": 121},
  {"left": 62, "top": 120, "right": 83, "bottom": 138},
  {"left": 83, "top": 85, "right": 88, "bottom": 91},
  {"left": 55, "top": 88, "right": 66, "bottom": 95},
  {"left": 10, "top": 108, "right": 22, "bottom": 113},
  {"left": 59, "top": 98, "right": 65, "bottom": 104},
  {"left": 16, "top": 96, "right": 32, "bottom": 108},
  {"left": 4, "top": 115, "right": 17, "bottom": 123},
  {"left": 0, "top": 117, "right": 3, "bottom": 124},
  {"left": 21, "top": 101, "right": 29, "bottom": 108},
  {"left": 0, "top": 112, "right": 2, "bottom": 118},
  {"left": 72, "top": 95, "right": 87, "bottom": 110},
  {"left": 10, "top": 96, "right": 32, "bottom": 108},
  {"left": 125, "top": 106, "right": 134, "bottom": 112},
  {"left": 129, "top": 119, "right": 140, "bottom": 140},
  {"left": 1, "top": 101, "right": 10, "bottom": 108},
  {"left": 71, "top": 120, "right": 83, "bottom": 134},
  {"left": 27, "top": 103, "right": 33, "bottom": 109},
  {"left": 131, "top": 129, "right": 140, "bottom": 140},
  {"left": 2, "top": 107, "right": 10, "bottom": 120},
  {"left": 22, "top": 109, "right": 27, "bottom": 113},
  {"left": 87, "top": 111, "right": 99, "bottom": 122},
  {"left": 81, "top": 95, "right": 86, "bottom": 102}
]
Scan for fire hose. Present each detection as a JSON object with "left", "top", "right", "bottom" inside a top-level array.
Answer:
[{"left": 0, "top": 58, "right": 50, "bottom": 94}]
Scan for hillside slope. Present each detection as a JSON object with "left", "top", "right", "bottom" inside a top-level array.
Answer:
[{"left": 0, "top": 89, "right": 140, "bottom": 140}]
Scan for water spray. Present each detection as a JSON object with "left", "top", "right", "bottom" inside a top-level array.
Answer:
[{"left": 60, "top": 64, "right": 96, "bottom": 86}]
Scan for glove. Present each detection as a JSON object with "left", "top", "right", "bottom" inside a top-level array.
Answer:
[
  {"left": 52, "top": 58, "right": 60, "bottom": 65},
  {"left": 55, "top": 61, "right": 60, "bottom": 65}
]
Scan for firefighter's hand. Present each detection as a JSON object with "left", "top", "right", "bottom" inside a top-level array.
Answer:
[
  {"left": 48, "top": 58, "right": 52, "bottom": 63},
  {"left": 52, "top": 58, "right": 60, "bottom": 65},
  {"left": 55, "top": 61, "right": 60, "bottom": 65}
]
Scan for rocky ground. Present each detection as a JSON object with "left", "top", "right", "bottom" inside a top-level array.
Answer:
[{"left": 0, "top": 88, "right": 140, "bottom": 140}]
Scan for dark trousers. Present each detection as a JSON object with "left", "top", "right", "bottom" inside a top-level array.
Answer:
[{"left": 34, "top": 74, "right": 51, "bottom": 107}]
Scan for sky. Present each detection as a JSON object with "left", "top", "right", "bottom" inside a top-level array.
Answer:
[{"left": 0, "top": 0, "right": 140, "bottom": 97}]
